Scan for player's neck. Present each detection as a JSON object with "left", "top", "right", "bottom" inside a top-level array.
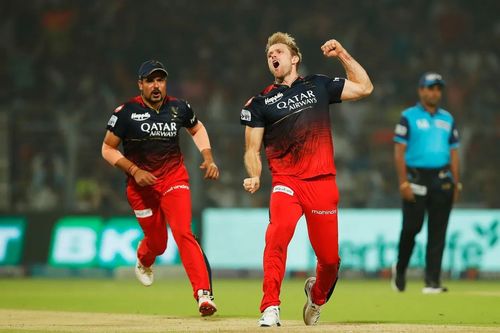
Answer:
[
  {"left": 275, "top": 72, "right": 299, "bottom": 87},
  {"left": 141, "top": 95, "right": 162, "bottom": 112},
  {"left": 421, "top": 102, "right": 438, "bottom": 114}
]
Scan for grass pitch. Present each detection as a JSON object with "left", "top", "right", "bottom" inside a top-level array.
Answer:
[{"left": 0, "top": 277, "right": 499, "bottom": 332}]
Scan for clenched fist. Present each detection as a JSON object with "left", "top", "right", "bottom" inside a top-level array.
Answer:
[
  {"left": 243, "top": 177, "right": 260, "bottom": 194},
  {"left": 321, "top": 39, "right": 345, "bottom": 58}
]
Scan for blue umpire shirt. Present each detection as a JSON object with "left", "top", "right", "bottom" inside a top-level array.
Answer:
[{"left": 394, "top": 103, "right": 459, "bottom": 168}]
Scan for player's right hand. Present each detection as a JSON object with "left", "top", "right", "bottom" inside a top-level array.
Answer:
[
  {"left": 400, "top": 186, "right": 415, "bottom": 202},
  {"left": 243, "top": 177, "right": 260, "bottom": 194},
  {"left": 134, "top": 169, "right": 157, "bottom": 186}
]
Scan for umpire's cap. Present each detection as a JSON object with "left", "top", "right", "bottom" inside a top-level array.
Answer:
[
  {"left": 138, "top": 60, "right": 168, "bottom": 79},
  {"left": 418, "top": 72, "right": 445, "bottom": 88}
]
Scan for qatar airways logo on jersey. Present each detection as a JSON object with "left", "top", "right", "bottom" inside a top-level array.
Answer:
[
  {"left": 276, "top": 90, "right": 317, "bottom": 110},
  {"left": 140, "top": 122, "right": 177, "bottom": 137},
  {"left": 265, "top": 92, "right": 283, "bottom": 105}
]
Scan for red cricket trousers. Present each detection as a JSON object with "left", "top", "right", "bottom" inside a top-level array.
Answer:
[
  {"left": 126, "top": 166, "right": 212, "bottom": 299},
  {"left": 260, "top": 174, "right": 340, "bottom": 312}
]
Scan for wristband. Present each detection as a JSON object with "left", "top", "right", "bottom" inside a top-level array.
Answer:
[
  {"left": 128, "top": 165, "right": 139, "bottom": 177},
  {"left": 399, "top": 181, "right": 410, "bottom": 190}
]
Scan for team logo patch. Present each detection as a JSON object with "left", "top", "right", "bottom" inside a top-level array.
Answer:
[
  {"left": 241, "top": 109, "right": 251, "bottom": 121},
  {"left": 131, "top": 112, "right": 151, "bottom": 121},
  {"left": 107, "top": 115, "right": 118, "bottom": 127},
  {"left": 416, "top": 119, "right": 430, "bottom": 129},
  {"left": 134, "top": 208, "right": 153, "bottom": 218},
  {"left": 170, "top": 106, "right": 179, "bottom": 119},
  {"left": 273, "top": 185, "right": 294, "bottom": 196}
]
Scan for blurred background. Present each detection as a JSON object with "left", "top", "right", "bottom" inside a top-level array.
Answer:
[{"left": 0, "top": 0, "right": 499, "bottom": 278}]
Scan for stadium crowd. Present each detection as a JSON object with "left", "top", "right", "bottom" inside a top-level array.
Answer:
[{"left": 0, "top": 0, "right": 498, "bottom": 213}]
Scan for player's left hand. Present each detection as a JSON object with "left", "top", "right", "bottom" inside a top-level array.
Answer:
[
  {"left": 321, "top": 39, "right": 345, "bottom": 58},
  {"left": 453, "top": 185, "right": 461, "bottom": 203},
  {"left": 243, "top": 177, "right": 260, "bottom": 194},
  {"left": 200, "top": 160, "right": 219, "bottom": 180}
]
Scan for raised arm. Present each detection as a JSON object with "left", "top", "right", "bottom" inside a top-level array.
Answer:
[
  {"left": 321, "top": 39, "right": 373, "bottom": 101},
  {"left": 243, "top": 126, "right": 264, "bottom": 194}
]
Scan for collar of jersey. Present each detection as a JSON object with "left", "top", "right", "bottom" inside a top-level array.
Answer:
[
  {"left": 273, "top": 76, "right": 304, "bottom": 88},
  {"left": 416, "top": 102, "right": 442, "bottom": 117}
]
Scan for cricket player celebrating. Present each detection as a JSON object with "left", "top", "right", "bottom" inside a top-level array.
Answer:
[
  {"left": 241, "top": 32, "right": 373, "bottom": 327},
  {"left": 102, "top": 60, "right": 218, "bottom": 316}
]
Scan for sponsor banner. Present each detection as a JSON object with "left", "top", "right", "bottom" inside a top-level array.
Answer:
[
  {"left": 48, "top": 216, "right": 179, "bottom": 268},
  {"left": 202, "top": 209, "right": 314, "bottom": 270},
  {"left": 0, "top": 217, "right": 26, "bottom": 265},
  {"left": 202, "top": 209, "right": 500, "bottom": 273}
]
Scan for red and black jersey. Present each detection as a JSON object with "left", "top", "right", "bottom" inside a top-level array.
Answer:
[
  {"left": 106, "top": 95, "right": 198, "bottom": 178},
  {"left": 240, "top": 75, "right": 345, "bottom": 179}
]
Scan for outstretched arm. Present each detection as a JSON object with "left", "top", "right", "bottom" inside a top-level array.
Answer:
[
  {"left": 186, "top": 121, "right": 219, "bottom": 180},
  {"left": 321, "top": 39, "right": 373, "bottom": 101},
  {"left": 101, "top": 130, "right": 157, "bottom": 186},
  {"left": 243, "top": 126, "right": 264, "bottom": 194}
]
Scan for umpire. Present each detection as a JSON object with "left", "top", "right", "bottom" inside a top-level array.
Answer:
[{"left": 392, "top": 72, "right": 461, "bottom": 294}]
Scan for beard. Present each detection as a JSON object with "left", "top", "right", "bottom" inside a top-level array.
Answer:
[{"left": 143, "top": 90, "right": 163, "bottom": 105}]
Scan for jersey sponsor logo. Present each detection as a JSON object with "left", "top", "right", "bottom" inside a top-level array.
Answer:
[
  {"left": 434, "top": 119, "right": 451, "bottom": 131},
  {"left": 134, "top": 208, "right": 153, "bottom": 218},
  {"left": 241, "top": 109, "right": 251, "bottom": 121},
  {"left": 140, "top": 122, "right": 178, "bottom": 137},
  {"left": 276, "top": 90, "right": 317, "bottom": 111},
  {"left": 416, "top": 119, "right": 430, "bottom": 129},
  {"left": 395, "top": 124, "right": 407, "bottom": 136},
  {"left": 190, "top": 114, "right": 196, "bottom": 124},
  {"left": 272, "top": 185, "right": 294, "bottom": 196},
  {"left": 164, "top": 184, "right": 190, "bottom": 194},
  {"left": 311, "top": 209, "right": 337, "bottom": 215},
  {"left": 107, "top": 115, "right": 118, "bottom": 127},
  {"left": 131, "top": 112, "right": 151, "bottom": 121},
  {"left": 265, "top": 92, "right": 283, "bottom": 105}
]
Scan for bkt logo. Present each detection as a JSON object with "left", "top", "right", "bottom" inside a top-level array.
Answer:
[
  {"left": 131, "top": 113, "right": 151, "bottom": 121},
  {"left": 140, "top": 122, "right": 177, "bottom": 137},
  {"left": 277, "top": 90, "right": 317, "bottom": 110},
  {"left": 265, "top": 92, "right": 283, "bottom": 105}
]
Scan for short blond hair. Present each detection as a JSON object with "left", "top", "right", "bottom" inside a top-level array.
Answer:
[{"left": 265, "top": 32, "right": 302, "bottom": 65}]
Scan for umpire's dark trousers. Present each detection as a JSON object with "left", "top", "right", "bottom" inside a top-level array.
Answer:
[{"left": 396, "top": 166, "right": 454, "bottom": 286}]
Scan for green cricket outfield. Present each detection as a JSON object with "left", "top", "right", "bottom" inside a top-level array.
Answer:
[{"left": 0, "top": 277, "right": 499, "bottom": 332}]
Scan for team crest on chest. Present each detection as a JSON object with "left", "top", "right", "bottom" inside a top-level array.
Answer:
[{"left": 170, "top": 106, "right": 179, "bottom": 119}]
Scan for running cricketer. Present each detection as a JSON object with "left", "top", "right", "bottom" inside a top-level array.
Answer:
[
  {"left": 102, "top": 60, "right": 218, "bottom": 316},
  {"left": 240, "top": 32, "right": 373, "bottom": 326}
]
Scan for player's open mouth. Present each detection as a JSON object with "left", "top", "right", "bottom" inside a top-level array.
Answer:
[
  {"left": 273, "top": 60, "right": 279, "bottom": 69},
  {"left": 152, "top": 91, "right": 161, "bottom": 98}
]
